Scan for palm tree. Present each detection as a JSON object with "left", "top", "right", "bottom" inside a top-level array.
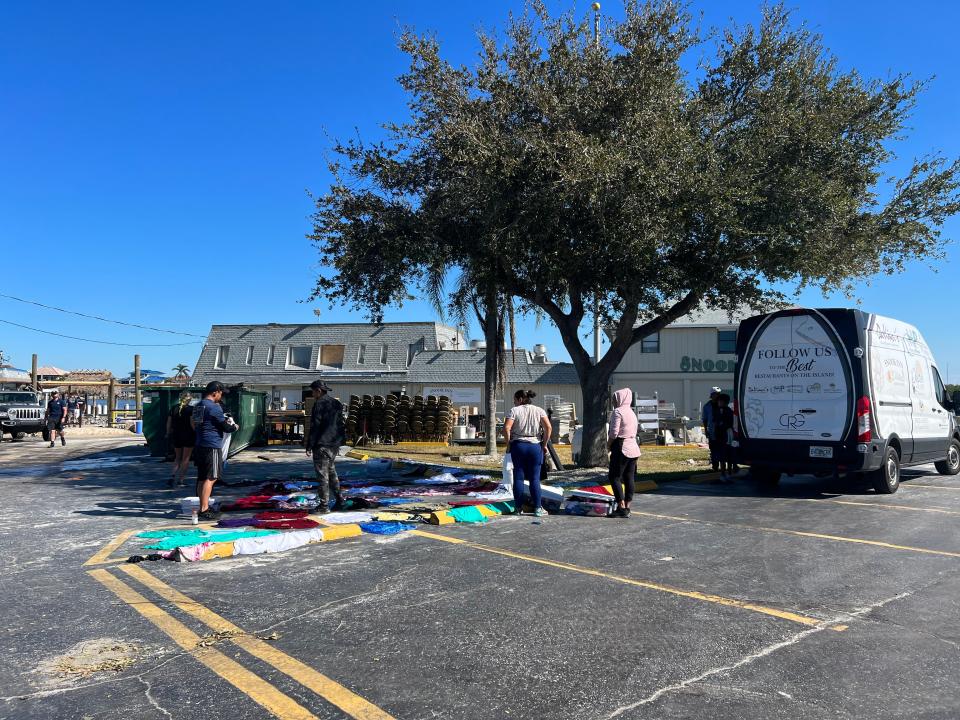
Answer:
[{"left": 172, "top": 364, "right": 190, "bottom": 380}]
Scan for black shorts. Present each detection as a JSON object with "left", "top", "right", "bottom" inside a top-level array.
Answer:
[{"left": 194, "top": 446, "right": 223, "bottom": 481}]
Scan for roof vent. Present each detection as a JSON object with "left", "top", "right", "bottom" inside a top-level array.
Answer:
[
  {"left": 533, "top": 344, "right": 548, "bottom": 363},
  {"left": 470, "top": 339, "right": 487, "bottom": 350}
]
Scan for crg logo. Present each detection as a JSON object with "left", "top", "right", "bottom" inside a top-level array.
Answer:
[{"left": 779, "top": 413, "right": 806, "bottom": 429}]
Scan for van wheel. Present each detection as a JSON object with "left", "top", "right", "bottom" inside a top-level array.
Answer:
[
  {"left": 871, "top": 446, "right": 900, "bottom": 494},
  {"left": 934, "top": 439, "right": 960, "bottom": 476},
  {"left": 751, "top": 466, "right": 781, "bottom": 488}
]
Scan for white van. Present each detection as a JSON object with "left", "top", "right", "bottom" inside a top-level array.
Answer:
[{"left": 734, "top": 308, "right": 960, "bottom": 493}]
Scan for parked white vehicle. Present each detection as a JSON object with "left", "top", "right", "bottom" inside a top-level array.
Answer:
[{"left": 735, "top": 308, "right": 960, "bottom": 493}]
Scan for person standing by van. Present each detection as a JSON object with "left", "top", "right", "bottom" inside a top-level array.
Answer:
[
  {"left": 702, "top": 387, "right": 721, "bottom": 471},
  {"left": 608, "top": 389, "right": 641, "bottom": 517},
  {"left": 712, "top": 393, "right": 735, "bottom": 481},
  {"left": 166, "top": 391, "right": 195, "bottom": 488},
  {"left": 504, "top": 389, "right": 553, "bottom": 517}
]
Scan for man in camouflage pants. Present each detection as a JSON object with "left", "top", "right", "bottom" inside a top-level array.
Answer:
[{"left": 305, "top": 380, "right": 346, "bottom": 513}]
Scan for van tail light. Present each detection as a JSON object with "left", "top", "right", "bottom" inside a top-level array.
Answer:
[
  {"left": 733, "top": 399, "right": 740, "bottom": 439},
  {"left": 856, "top": 396, "right": 872, "bottom": 442}
]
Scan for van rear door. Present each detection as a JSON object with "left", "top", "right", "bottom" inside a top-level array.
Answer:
[{"left": 740, "top": 311, "right": 853, "bottom": 447}]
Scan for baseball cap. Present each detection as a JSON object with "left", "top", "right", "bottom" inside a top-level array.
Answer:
[
  {"left": 711, "top": 386, "right": 722, "bottom": 394},
  {"left": 310, "top": 380, "right": 332, "bottom": 392},
  {"left": 204, "top": 380, "right": 226, "bottom": 395}
]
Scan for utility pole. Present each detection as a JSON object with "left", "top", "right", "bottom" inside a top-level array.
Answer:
[
  {"left": 31, "top": 354, "right": 38, "bottom": 392},
  {"left": 134, "top": 354, "right": 142, "bottom": 420},
  {"left": 592, "top": 2, "right": 602, "bottom": 365}
]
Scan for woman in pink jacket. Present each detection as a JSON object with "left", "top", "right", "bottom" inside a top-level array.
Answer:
[{"left": 608, "top": 388, "right": 641, "bottom": 518}]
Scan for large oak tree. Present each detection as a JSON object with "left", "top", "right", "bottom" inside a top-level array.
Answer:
[{"left": 310, "top": 1, "right": 960, "bottom": 466}]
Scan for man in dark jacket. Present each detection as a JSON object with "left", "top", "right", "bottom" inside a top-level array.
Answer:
[{"left": 306, "top": 380, "right": 346, "bottom": 513}]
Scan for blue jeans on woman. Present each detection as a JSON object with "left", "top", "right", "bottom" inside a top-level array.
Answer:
[{"left": 510, "top": 440, "right": 543, "bottom": 512}]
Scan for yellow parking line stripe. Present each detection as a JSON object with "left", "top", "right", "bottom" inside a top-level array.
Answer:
[
  {"left": 83, "top": 529, "right": 138, "bottom": 566},
  {"left": 901, "top": 483, "right": 960, "bottom": 491},
  {"left": 409, "top": 530, "right": 836, "bottom": 630},
  {"left": 119, "top": 564, "right": 395, "bottom": 720},
  {"left": 630, "top": 511, "right": 960, "bottom": 559},
  {"left": 88, "top": 568, "right": 318, "bottom": 720},
  {"left": 822, "top": 500, "right": 960, "bottom": 516}
]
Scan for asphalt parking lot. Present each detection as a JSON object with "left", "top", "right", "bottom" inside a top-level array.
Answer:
[{"left": 2, "top": 437, "right": 960, "bottom": 719}]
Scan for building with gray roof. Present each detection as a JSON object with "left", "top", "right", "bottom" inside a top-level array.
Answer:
[{"left": 191, "top": 322, "right": 581, "bottom": 416}]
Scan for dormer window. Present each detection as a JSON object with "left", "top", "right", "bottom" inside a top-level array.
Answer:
[
  {"left": 215, "top": 346, "right": 229, "bottom": 369},
  {"left": 287, "top": 346, "right": 311, "bottom": 369}
]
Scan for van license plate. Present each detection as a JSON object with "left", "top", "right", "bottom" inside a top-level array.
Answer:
[{"left": 810, "top": 446, "right": 833, "bottom": 458}]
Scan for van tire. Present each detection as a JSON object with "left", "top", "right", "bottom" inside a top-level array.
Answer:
[
  {"left": 871, "top": 446, "right": 900, "bottom": 494},
  {"left": 751, "top": 466, "right": 781, "bottom": 488},
  {"left": 934, "top": 439, "right": 960, "bottom": 476}
]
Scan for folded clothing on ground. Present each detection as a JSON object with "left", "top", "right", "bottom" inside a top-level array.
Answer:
[{"left": 138, "top": 528, "right": 280, "bottom": 550}]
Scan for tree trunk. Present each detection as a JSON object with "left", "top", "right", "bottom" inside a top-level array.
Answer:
[
  {"left": 577, "top": 366, "right": 613, "bottom": 467},
  {"left": 482, "top": 287, "right": 499, "bottom": 456}
]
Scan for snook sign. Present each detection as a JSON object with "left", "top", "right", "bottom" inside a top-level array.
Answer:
[{"left": 680, "top": 356, "right": 737, "bottom": 373}]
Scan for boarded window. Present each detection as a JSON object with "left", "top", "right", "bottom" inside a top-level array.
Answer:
[
  {"left": 641, "top": 333, "right": 660, "bottom": 354},
  {"left": 215, "top": 346, "right": 229, "bottom": 369},
  {"left": 287, "top": 346, "right": 311, "bottom": 369},
  {"left": 319, "top": 345, "right": 344, "bottom": 369}
]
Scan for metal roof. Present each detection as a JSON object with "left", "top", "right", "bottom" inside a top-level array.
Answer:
[
  {"left": 193, "top": 321, "right": 465, "bottom": 385},
  {"left": 406, "top": 349, "right": 580, "bottom": 385}
]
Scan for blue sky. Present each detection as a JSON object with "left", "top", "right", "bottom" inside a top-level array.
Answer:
[{"left": 1, "top": 1, "right": 958, "bottom": 379}]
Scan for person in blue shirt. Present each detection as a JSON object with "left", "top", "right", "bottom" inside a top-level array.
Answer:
[
  {"left": 702, "top": 387, "right": 720, "bottom": 471},
  {"left": 190, "top": 381, "right": 237, "bottom": 520},
  {"left": 46, "top": 390, "right": 68, "bottom": 448}
]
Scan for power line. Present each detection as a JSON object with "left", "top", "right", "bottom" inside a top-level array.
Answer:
[
  {"left": 0, "top": 293, "right": 207, "bottom": 337},
  {"left": 0, "top": 319, "right": 202, "bottom": 347}
]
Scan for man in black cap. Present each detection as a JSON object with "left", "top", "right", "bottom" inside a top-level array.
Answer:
[
  {"left": 190, "top": 381, "right": 237, "bottom": 520},
  {"left": 306, "top": 380, "right": 346, "bottom": 513},
  {"left": 46, "top": 390, "right": 67, "bottom": 448}
]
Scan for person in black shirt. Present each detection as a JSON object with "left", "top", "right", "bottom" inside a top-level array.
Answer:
[
  {"left": 306, "top": 380, "right": 346, "bottom": 513},
  {"left": 165, "top": 391, "right": 196, "bottom": 487},
  {"left": 46, "top": 391, "right": 67, "bottom": 447},
  {"left": 712, "top": 393, "right": 735, "bottom": 482}
]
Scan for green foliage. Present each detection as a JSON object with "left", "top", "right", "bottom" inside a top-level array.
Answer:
[{"left": 308, "top": 0, "right": 960, "bottom": 464}]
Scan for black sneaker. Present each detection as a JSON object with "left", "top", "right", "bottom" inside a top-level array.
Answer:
[
  {"left": 197, "top": 509, "right": 220, "bottom": 521},
  {"left": 49, "top": 441, "right": 55, "bottom": 448},
  {"left": 61, "top": 436, "right": 66, "bottom": 446}
]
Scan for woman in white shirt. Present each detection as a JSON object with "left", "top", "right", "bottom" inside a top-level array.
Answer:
[{"left": 503, "top": 389, "right": 553, "bottom": 516}]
